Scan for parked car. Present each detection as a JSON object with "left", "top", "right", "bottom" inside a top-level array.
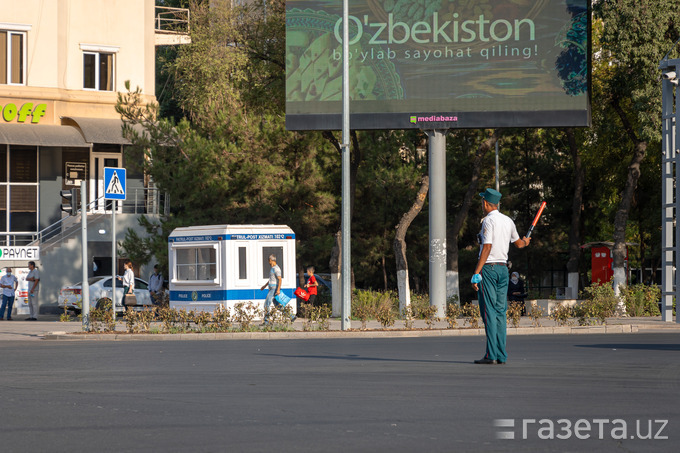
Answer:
[{"left": 58, "top": 276, "right": 152, "bottom": 314}]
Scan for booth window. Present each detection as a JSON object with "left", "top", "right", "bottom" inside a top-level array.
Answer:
[
  {"left": 175, "top": 246, "right": 217, "bottom": 281},
  {"left": 83, "top": 51, "right": 114, "bottom": 91},
  {"left": 0, "top": 146, "right": 38, "bottom": 234},
  {"left": 0, "top": 30, "right": 26, "bottom": 85},
  {"left": 262, "top": 247, "right": 284, "bottom": 279},
  {"left": 238, "top": 246, "right": 247, "bottom": 279}
]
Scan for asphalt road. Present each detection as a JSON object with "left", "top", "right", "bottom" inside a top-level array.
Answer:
[{"left": 1, "top": 334, "right": 678, "bottom": 453}]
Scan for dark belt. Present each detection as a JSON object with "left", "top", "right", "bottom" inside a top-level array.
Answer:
[{"left": 484, "top": 262, "right": 507, "bottom": 266}]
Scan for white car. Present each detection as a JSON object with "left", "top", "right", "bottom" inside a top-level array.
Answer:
[{"left": 58, "top": 276, "right": 153, "bottom": 314}]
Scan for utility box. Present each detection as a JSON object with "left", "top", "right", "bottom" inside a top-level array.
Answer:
[
  {"left": 588, "top": 243, "right": 629, "bottom": 285},
  {"left": 168, "top": 225, "right": 296, "bottom": 314},
  {"left": 591, "top": 245, "right": 613, "bottom": 284}
]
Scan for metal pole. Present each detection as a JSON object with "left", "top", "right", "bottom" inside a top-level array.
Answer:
[
  {"left": 111, "top": 200, "right": 116, "bottom": 324},
  {"left": 341, "top": 0, "right": 351, "bottom": 330},
  {"left": 495, "top": 135, "right": 500, "bottom": 191},
  {"left": 428, "top": 130, "right": 447, "bottom": 318},
  {"left": 80, "top": 181, "right": 90, "bottom": 331}
]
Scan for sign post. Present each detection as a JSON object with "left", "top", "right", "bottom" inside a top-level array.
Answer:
[
  {"left": 104, "top": 167, "right": 126, "bottom": 324},
  {"left": 81, "top": 181, "right": 90, "bottom": 331}
]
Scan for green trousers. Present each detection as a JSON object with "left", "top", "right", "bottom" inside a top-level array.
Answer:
[{"left": 479, "top": 265, "right": 509, "bottom": 362}]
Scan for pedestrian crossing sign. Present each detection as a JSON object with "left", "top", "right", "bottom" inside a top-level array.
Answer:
[{"left": 104, "top": 167, "right": 126, "bottom": 200}]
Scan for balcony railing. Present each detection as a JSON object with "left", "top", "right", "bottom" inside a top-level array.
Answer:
[
  {"left": 0, "top": 188, "right": 169, "bottom": 248},
  {"left": 155, "top": 6, "right": 191, "bottom": 45}
]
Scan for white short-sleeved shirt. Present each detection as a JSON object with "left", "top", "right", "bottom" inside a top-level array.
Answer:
[
  {"left": 1, "top": 274, "right": 18, "bottom": 297},
  {"left": 478, "top": 209, "right": 520, "bottom": 263},
  {"left": 27, "top": 268, "right": 40, "bottom": 293}
]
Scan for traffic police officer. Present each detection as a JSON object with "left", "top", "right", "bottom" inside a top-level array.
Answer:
[{"left": 471, "top": 188, "right": 531, "bottom": 364}]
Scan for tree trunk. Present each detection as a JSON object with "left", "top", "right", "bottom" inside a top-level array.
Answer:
[
  {"left": 325, "top": 130, "right": 362, "bottom": 316},
  {"left": 611, "top": 99, "right": 648, "bottom": 303},
  {"left": 446, "top": 131, "right": 498, "bottom": 303},
  {"left": 565, "top": 128, "right": 584, "bottom": 299},
  {"left": 394, "top": 175, "right": 429, "bottom": 313}
]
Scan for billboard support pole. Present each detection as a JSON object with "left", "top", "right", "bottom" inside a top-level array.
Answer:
[
  {"left": 428, "top": 130, "right": 447, "bottom": 318},
  {"left": 340, "top": 0, "right": 351, "bottom": 330}
]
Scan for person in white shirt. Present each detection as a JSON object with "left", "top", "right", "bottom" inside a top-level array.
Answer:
[
  {"left": 471, "top": 188, "right": 531, "bottom": 365},
  {"left": 26, "top": 261, "right": 40, "bottom": 321},
  {"left": 0, "top": 267, "right": 19, "bottom": 320},
  {"left": 148, "top": 265, "right": 163, "bottom": 305},
  {"left": 117, "top": 259, "right": 135, "bottom": 307}
]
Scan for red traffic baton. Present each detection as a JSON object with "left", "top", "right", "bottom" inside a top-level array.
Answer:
[{"left": 526, "top": 201, "right": 547, "bottom": 238}]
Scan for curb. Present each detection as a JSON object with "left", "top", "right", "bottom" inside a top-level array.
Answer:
[{"left": 42, "top": 323, "right": 677, "bottom": 341}]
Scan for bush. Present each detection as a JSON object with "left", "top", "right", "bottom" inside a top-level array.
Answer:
[
  {"left": 401, "top": 304, "right": 416, "bottom": 330},
  {"left": 409, "top": 292, "right": 430, "bottom": 318},
  {"left": 421, "top": 305, "right": 439, "bottom": 329},
  {"left": 549, "top": 302, "right": 574, "bottom": 326},
  {"left": 619, "top": 284, "right": 661, "bottom": 317},
  {"left": 304, "top": 304, "right": 332, "bottom": 331},
  {"left": 461, "top": 303, "right": 480, "bottom": 329},
  {"left": 375, "top": 295, "right": 396, "bottom": 329},
  {"left": 576, "top": 281, "right": 618, "bottom": 325},
  {"left": 507, "top": 302, "right": 523, "bottom": 328},
  {"left": 528, "top": 304, "right": 544, "bottom": 327},
  {"left": 233, "top": 302, "right": 260, "bottom": 331},
  {"left": 445, "top": 301, "right": 461, "bottom": 328}
]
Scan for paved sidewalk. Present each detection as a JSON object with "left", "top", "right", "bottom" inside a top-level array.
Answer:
[{"left": 0, "top": 314, "right": 677, "bottom": 341}]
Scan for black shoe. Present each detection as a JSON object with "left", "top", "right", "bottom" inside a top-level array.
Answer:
[
  {"left": 290, "top": 315, "right": 297, "bottom": 322},
  {"left": 26, "top": 318, "right": 37, "bottom": 321},
  {"left": 497, "top": 361, "right": 506, "bottom": 365},
  {"left": 7, "top": 318, "right": 12, "bottom": 321},
  {"left": 474, "top": 358, "right": 497, "bottom": 364}
]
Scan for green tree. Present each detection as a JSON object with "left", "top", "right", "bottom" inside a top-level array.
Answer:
[
  {"left": 118, "top": 0, "right": 338, "bottom": 273},
  {"left": 594, "top": 0, "right": 678, "bottom": 292}
]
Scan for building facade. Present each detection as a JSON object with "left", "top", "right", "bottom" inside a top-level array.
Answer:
[{"left": 0, "top": 0, "right": 165, "bottom": 313}]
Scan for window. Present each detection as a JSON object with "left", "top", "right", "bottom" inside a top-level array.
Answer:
[
  {"left": 0, "top": 30, "right": 26, "bottom": 85},
  {"left": 0, "top": 146, "right": 38, "bottom": 234},
  {"left": 262, "top": 247, "right": 284, "bottom": 279},
  {"left": 238, "top": 246, "right": 247, "bottom": 280},
  {"left": 175, "top": 246, "right": 217, "bottom": 281},
  {"left": 83, "top": 52, "right": 114, "bottom": 91},
  {"left": 103, "top": 278, "right": 124, "bottom": 288}
]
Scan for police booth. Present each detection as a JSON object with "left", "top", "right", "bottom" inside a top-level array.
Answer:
[{"left": 168, "top": 225, "right": 297, "bottom": 315}]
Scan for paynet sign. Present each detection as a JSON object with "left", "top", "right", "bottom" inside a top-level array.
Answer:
[
  {"left": 0, "top": 246, "right": 40, "bottom": 260},
  {"left": 285, "top": 0, "right": 590, "bottom": 130}
]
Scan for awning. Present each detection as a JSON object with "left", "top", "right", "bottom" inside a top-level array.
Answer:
[
  {"left": 62, "top": 116, "right": 144, "bottom": 145},
  {"left": 0, "top": 123, "right": 88, "bottom": 147}
]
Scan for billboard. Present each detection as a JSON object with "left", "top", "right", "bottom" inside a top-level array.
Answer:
[{"left": 285, "top": 0, "right": 590, "bottom": 130}]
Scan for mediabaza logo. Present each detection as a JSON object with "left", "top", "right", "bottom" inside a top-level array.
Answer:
[{"left": 410, "top": 115, "right": 459, "bottom": 123}]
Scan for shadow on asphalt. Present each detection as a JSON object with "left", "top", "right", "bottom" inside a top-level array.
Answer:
[
  {"left": 575, "top": 343, "right": 680, "bottom": 351},
  {"left": 257, "top": 352, "right": 472, "bottom": 364}
]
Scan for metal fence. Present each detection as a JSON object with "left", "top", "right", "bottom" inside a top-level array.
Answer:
[{"left": 0, "top": 188, "right": 168, "bottom": 247}]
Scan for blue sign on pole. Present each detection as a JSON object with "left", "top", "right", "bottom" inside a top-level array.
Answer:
[{"left": 104, "top": 167, "right": 126, "bottom": 200}]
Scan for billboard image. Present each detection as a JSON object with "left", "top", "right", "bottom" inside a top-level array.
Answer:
[{"left": 285, "top": 0, "right": 590, "bottom": 130}]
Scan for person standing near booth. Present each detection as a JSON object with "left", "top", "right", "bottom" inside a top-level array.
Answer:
[
  {"left": 471, "top": 188, "right": 531, "bottom": 365},
  {"left": 0, "top": 267, "right": 19, "bottom": 320},
  {"left": 26, "top": 261, "right": 40, "bottom": 321},
  {"left": 148, "top": 264, "right": 163, "bottom": 305}
]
